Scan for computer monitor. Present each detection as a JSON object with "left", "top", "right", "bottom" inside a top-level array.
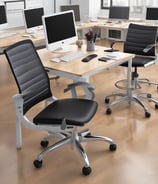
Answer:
[
  {"left": 23, "top": 7, "right": 44, "bottom": 33},
  {"left": 0, "top": 5, "right": 7, "bottom": 30},
  {"left": 146, "top": 7, "right": 158, "bottom": 21},
  {"left": 60, "top": 5, "right": 80, "bottom": 22},
  {"left": 109, "top": 6, "right": 130, "bottom": 21},
  {"left": 42, "top": 10, "right": 77, "bottom": 53}
]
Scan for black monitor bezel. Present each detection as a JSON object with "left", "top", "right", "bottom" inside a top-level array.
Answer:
[
  {"left": 0, "top": 5, "right": 7, "bottom": 25},
  {"left": 109, "top": 6, "right": 130, "bottom": 20},
  {"left": 23, "top": 7, "right": 44, "bottom": 32},
  {"left": 146, "top": 7, "right": 158, "bottom": 20},
  {"left": 60, "top": 4, "right": 80, "bottom": 22}
]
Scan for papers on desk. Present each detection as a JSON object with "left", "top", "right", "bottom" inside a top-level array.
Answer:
[
  {"left": 101, "top": 53, "right": 124, "bottom": 60},
  {"left": 98, "top": 52, "right": 128, "bottom": 62}
]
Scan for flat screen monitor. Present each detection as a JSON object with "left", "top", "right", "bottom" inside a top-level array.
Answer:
[
  {"left": 0, "top": 5, "right": 7, "bottom": 29},
  {"left": 42, "top": 10, "right": 77, "bottom": 53},
  {"left": 23, "top": 7, "right": 44, "bottom": 33},
  {"left": 146, "top": 8, "right": 158, "bottom": 20},
  {"left": 60, "top": 5, "right": 80, "bottom": 22},
  {"left": 109, "top": 6, "right": 130, "bottom": 20}
]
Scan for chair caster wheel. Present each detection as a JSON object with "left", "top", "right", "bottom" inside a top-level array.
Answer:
[
  {"left": 105, "top": 98, "right": 110, "bottom": 104},
  {"left": 109, "top": 144, "right": 117, "bottom": 151},
  {"left": 155, "top": 104, "right": 158, "bottom": 109},
  {"left": 147, "top": 93, "right": 152, "bottom": 98},
  {"left": 106, "top": 108, "right": 112, "bottom": 115},
  {"left": 40, "top": 140, "right": 49, "bottom": 148},
  {"left": 145, "top": 111, "right": 151, "bottom": 118},
  {"left": 33, "top": 160, "right": 43, "bottom": 168},
  {"left": 82, "top": 166, "right": 92, "bottom": 175}
]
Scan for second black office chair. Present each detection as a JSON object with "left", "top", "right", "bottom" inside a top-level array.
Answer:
[
  {"left": 4, "top": 39, "right": 117, "bottom": 175},
  {"left": 105, "top": 23, "right": 158, "bottom": 118}
]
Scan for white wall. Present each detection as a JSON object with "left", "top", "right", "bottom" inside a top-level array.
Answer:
[
  {"left": 3, "top": 0, "right": 70, "bottom": 28},
  {"left": 71, "top": 0, "right": 89, "bottom": 20},
  {"left": 43, "top": 0, "right": 54, "bottom": 14},
  {"left": 71, "top": 0, "right": 100, "bottom": 20},
  {"left": 89, "top": 0, "right": 101, "bottom": 19},
  {"left": 6, "top": 1, "right": 24, "bottom": 28},
  {"left": 42, "top": 0, "right": 70, "bottom": 14},
  {"left": 29, "top": 0, "right": 70, "bottom": 15},
  {"left": 25, "top": 0, "right": 44, "bottom": 8},
  {"left": 56, "top": 0, "right": 70, "bottom": 13}
]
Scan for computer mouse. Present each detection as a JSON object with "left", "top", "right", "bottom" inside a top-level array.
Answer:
[{"left": 81, "top": 54, "right": 98, "bottom": 62}]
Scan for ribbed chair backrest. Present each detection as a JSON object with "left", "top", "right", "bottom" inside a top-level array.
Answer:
[
  {"left": 4, "top": 39, "right": 52, "bottom": 114},
  {"left": 124, "top": 23, "right": 157, "bottom": 56}
]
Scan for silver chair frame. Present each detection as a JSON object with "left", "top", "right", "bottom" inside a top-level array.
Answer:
[{"left": 14, "top": 93, "right": 115, "bottom": 170}]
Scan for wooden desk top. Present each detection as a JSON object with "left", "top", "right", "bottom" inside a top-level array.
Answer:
[
  {"left": 38, "top": 44, "right": 134, "bottom": 78},
  {"left": 76, "top": 22, "right": 98, "bottom": 31},
  {"left": 95, "top": 22, "right": 130, "bottom": 30},
  {"left": 0, "top": 29, "right": 45, "bottom": 48},
  {"left": 0, "top": 20, "right": 130, "bottom": 49},
  {"left": 1, "top": 20, "right": 156, "bottom": 49}
]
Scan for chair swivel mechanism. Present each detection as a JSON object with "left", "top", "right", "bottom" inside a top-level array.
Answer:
[
  {"left": 105, "top": 23, "right": 158, "bottom": 118},
  {"left": 4, "top": 39, "right": 117, "bottom": 175}
]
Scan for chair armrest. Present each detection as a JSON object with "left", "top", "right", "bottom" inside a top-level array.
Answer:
[
  {"left": 143, "top": 43, "right": 158, "bottom": 53},
  {"left": 144, "top": 60, "right": 156, "bottom": 67},
  {"left": 13, "top": 93, "right": 31, "bottom": 116}
]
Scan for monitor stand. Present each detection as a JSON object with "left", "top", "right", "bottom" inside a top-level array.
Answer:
[{"left": 52, "top": 46, "right": 71, "bottom": 54}]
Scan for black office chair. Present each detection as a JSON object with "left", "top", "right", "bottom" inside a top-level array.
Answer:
[
  {"left": 105, "top": 23, "right": 158, "bottom": 118},
  {"left": 4, "top": 39, "right": 117, "bottom": 175}
]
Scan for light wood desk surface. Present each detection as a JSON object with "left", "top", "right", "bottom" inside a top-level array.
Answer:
[
  {"left": 1, "top": 20, "right": 156, "bottom": 49},
  {"left": 38, "top": 44, "right": 134, "bottom": 99},
  {"left": 0, "top": 20, "right": 131, "bottom": 49},
  {"left": 76, "top": 22, "right": 99, "bottom": 31},
  {"left": 0, "top": 29, "right": 45, "bottom": 48},
  {"left": 38, "top": 44, "right": 134, "bottom": 81},
  {"left": 95, "top": 22, "right": 130, "bottom": 30}
]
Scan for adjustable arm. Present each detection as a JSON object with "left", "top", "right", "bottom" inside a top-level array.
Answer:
[{"left": 104, "top": 40, "right": 124, "bottom": 52}]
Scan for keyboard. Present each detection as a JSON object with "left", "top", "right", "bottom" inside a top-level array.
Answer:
[
  {"left": 60, "top": 51, "right": 85, "bottom": 62},
  {"left": 31, "top": 31, "right": 44, "bottom": 38},
  {"left": 0, "top": 32, "right": 16, "bottom": 39}
]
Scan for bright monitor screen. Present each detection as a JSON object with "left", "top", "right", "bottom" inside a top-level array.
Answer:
[
  {"left": 42, "top": 10, "right": 77, "bottom": 52},
  {"left": 23, "top": 7, "right": 44, "bottom": 33},
  {"left": 0, "top": 5, "right": 7, "bottom": 29},
  {"left": 109, "top": 6, "right": 130, "bottom": 20},
  {"left": 146, "top": 8, "right": 158, "bottom": 20},
  {"left": 60, "top": 5, "right": 80, "bottom": 22}
]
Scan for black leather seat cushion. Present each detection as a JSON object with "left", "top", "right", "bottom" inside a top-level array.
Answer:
[
  {"left": 121, "top": 56, "right": 155, "bottom": 67},
  {"left": 33, "top": 98, "right": 98, "bottom": 126}
]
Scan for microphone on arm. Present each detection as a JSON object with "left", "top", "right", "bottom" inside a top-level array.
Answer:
[{"left": 104, "top": 41, "right": 119, "bottom": 52}]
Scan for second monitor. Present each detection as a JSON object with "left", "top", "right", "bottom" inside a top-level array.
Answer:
[
  {"left": 60, "top": 5, "right": 80, "bottom": 22},
  {"left": 109, "top": 6, "right": 130, "bottom": 21},
  {"left": 0, "top": 4, "right": 7, "bottom": 30},
  {"left": 23, "top": 7, "right": 44, "bottom": 33},
  {"left": 146, "top": 7, "right": 158, "bottom": 21}
]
